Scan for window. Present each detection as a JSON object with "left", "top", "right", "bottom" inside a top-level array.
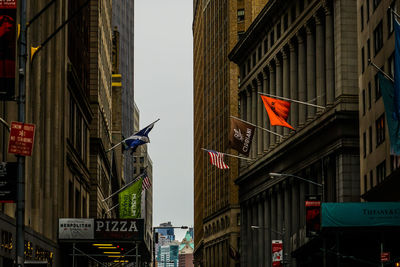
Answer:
[
  {"left": 70, "top": 98, "right": 75, "bottom": 144},
  {"left": 376, "top": 160, "right": 386, "bottom": 183},
  {"left": 238, "top": 31, "right": 245, "bottom": 40},
  {"left": 291, "top": 6, "right": 296, "bottom": 22},
  {"left": 75, "top": 189, "right": 81, "bottom": 218},
  {"left": 270, "top": 30, "right": 275, "bottom": 46},
  {"left": 69, "top": 181, "right": 74, "bottom": 217},
  {"left": 387, "top": 3, "right": 395, "bottom": 36},
  {"left": 367, "top": 39, "right": 371, "bottom": 60},
  {"left": 374, "top": 21, "right": 383, "bottom": 55},
  {"left": 284, "top": 14, "right": 288, "bottom": 30},
  {"left": 364, "top": 175, "right": 368, "bottom": 192},
  {"left": 252, "top": 53, "right": 256, "bottom": 67},
  {"left": 277, "top": 22, "right": 281, "bottom": 39},
  {"left": 299, "top": 0, "right": 304, "bottom": 12},
  {"left": 363, "top": 132, "right": 366, "bottom": 158},
  {"left": 370, "top": 170, "right": 374, "bottom": 188},
  {"left": 362, "top": 89, "right": 366, "bottom": 115},
  {"left": 375, "top": 114, "right": 385, "bottom": 146},
  {"left": 373, "top": 0, "right": 381, "bottom": 10},
  {"left": 237, "top": 9, "right": 244, "bottom": 22},
  {"left": 264, "top": 38, "right": 268, "bottom": 54},
  {"left": 368, "top": 82, "right": 372, "bottom": 109},
  {"left": 140, "top": 157, "right": 145, "bottom": 163},
  {"left": 390, "top": 155, "right": 400, "bottom": 171},
  {"left": 375, "top": 72, "right": 382, "bottom": 100},
  {"left": 366, "top": 0, "right": 370, "bottom": 21},
  {"left": 361, "top": 47, "right": 365, "bottom": 73},
  {"left": 389, "top": 52, "right": 395, "bottom": 78},
  {"left": 361, "top": 5, "right": 364, "bottom": 31},
  {"left": 258, "top": 45, "right": 262, "bottom": 60},
  {"left": 369, "top": 126, "right": 373, "bottom": 153}
]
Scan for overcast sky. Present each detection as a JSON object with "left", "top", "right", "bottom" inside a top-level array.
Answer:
[{"left": 134, "top": 1, "right": 194, "bottom": 241}]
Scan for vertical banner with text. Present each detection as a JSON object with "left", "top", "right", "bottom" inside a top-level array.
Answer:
[
  {"left": 272, "top": 240, "right": 283, "bottom": 267},
  {"left": 0, "top": 0, "right": 17, "bottom": 100},
  {"left": 306, "top": 196, "right": 321, "bottom": 237}
]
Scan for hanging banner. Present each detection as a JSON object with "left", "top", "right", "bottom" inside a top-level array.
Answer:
[
  {"left": 0, "top": 0, "right": 17, "bottom": 100},
  {"left": 118, "top": 179, "right": 142, "bottom": 218},
  {"left": 228, "top": 117, "right": 255, "bottom": 156},
  {"left": 306, "top": 197, "right": 321, "bottom": 237},
  {"left": 272, "top": 240, "right": 283, "bottom": 267}
]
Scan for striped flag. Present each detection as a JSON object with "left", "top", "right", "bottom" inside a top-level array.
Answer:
[
  {"left": 205, "top": 149, "right": 229, "bottom": 170},
  {"left": 142, "top": 172, "right": 152, "bottom": 191}
]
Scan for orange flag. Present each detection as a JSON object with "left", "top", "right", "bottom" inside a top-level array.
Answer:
[{"left": 260, "top": 95, "right": 294, "bottom": 130}]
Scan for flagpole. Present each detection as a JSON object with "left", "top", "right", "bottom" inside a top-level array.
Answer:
[
  {"left": 102, "top": 167, "right": 147, "bottom": 202},
  {"left": 106, "top": 203, "right": 119, "bottom": 213},
  {"left": 201, "top": 148, "right": 254, "bottom": 161},
  {"left": 368, "top": 59, "right": 394, "bottom": 82},
  {"left": 230, "top": 116, "right": 283, "bottom": 137},
  {"left": 258, "top": 92, "right": 325, "bottom": 109},
  {"left": 390, "top": 7, "right": 400, "bottom": 20},
  {"left": 106, "top": 118, "right": 160, "bottom": 153}
]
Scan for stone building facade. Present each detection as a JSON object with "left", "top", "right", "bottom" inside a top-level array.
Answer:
[
  {"left": 358, "top": 0, "right": 400, "bottom": 201},
  {"left": 192, "top": 0, "right": 267, "bottom": 266},
  {"left": 0, "top": 0, "right": 126, "bottom": 265},
  {"left": 229, "top": 0, "right": 360, "bottom": 266}
]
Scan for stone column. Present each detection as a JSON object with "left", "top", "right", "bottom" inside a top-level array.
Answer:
[
  {"left": 251, "top": 84, "right": 257, "bottom": 159},
  {"left": 306, "top": 22, "right": 316, "bottom": 119},
  {"left": 252, "top": 198, "right": 258, "bottom": 266},
  {"left": 275, "top": 56, "right": 283, "bottom": 137},
  {"left": 257, "top": 77, "right": 263, "bottom": 156},
  {"left": 297, "top": 32, "right": 307, "bottom": 126},
  {"left": 271, "top": 188, "right": 277, "bottom": 241},
  {"left": 240, "top": 93, "right": 246, "bottom": 168},
  {"left": 268, "top": 63, "right": 276, "bottom": 146},
  {"left": 247, "top": 200, "right": 253, "bottom": 266},
  {"left": 241, "top": 203, "right": 247, "bottom": 267},
  {"left": 284, "top": 182, "right": 291, "bottom": 264},
  {"left": 289, "top": 39, "right": 298, "bottom": 129},
  {"left": 246, "top": 88, "right": 252, "bottom": 126},
  {"left": 258, "top": 195, "right": 265, "bottom": 266},
  {"left": 262, "top": 70, "right": 270, "bottom": 151},
  {"left": 315, "top": 13, "right": 326, "bottom": 109},
  {"left": 277, "top": 185, "right": 283, "bottom": 236},
  {"left": 282, "top": 49, "right": 290, "bottom": 136},
  {"left": 264, "top": 191, "right": 271, "bottom": 267},
  {"left": 324, "top": 4, "right": 335, "bottom": 105}
]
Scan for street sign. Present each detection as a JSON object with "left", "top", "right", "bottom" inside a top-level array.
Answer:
[
  {"left": 272, "top": 240, "right": 283, "bottom": 267},
  {"left": 381, "top": 252, "right": 390, "bottom": 262},
  {"left": 0, "top": 162, "right": 16, "bottom": 203},
  {"left": 8, "top": 121, "right": 35, "bottom": 156}
]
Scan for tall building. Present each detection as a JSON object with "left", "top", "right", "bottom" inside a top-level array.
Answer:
[
  {"left": 159, "top": 242, "right": 180, "bottom": 267},
  {"left": 229, "top": 0, "right": 360, "bottom": 266},
  {"left": 112, "top": 0, "right": 136, "bottom": 181},
  {"left": 192, "top": 0, "right": 267, "bottom": 266},
  {"left": 358, "top": 0, "right": 400, "bottom": 201}
]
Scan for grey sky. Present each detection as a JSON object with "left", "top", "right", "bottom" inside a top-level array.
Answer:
[{"left": 134, "top": 1, "right": 194, "bottom": 241}]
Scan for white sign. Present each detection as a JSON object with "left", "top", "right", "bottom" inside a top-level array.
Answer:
[{"left": 59, "top": 219, "right": 94, "bottom": 239}]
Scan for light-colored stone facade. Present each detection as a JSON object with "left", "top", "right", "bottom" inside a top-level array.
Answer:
[
  {"left": 193, "top": 1, "right": 267, "bottom": 266},
  {"left": 229, "top": 0, "right": 360, "bottom": 265}
]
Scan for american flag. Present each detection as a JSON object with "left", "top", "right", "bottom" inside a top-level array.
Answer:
[
  {"left": 205, "top": 149, "right": 229, "bottom": 169},
  {"left": 142, "top": 172, "right": 152, "bottom": 191}
]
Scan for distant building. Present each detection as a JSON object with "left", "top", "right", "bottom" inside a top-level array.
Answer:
[
  {"left": 158, "top": 242, "right": 180, "bottom": 267},
  {"left": 179, "top": 230, "right": 194, "bottom": 267}
]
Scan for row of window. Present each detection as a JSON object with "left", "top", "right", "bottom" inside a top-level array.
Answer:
[
  {"left": 363, "top": 159, "right": 386, "bottom": 193},
  {"left": 239, "top": 0, "right": 310, "bottom": 79},
  {"left": 360, "top": 0, "right": 383, "bottom": 31},
  {"left": 362, "top": 114, "right": 385, "bottom": 158},
  {"left": 69, "top": 97, "right": 89, "bottom": 165}
]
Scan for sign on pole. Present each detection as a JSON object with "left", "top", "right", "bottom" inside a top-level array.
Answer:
[
  {"left": 0, "top": 0, "right": 17, "bottom": 100},
  {"left": 0, "top": 162, "right": 16, "bottom": 203},
  {"left": 8, "top": 121, "right": 35, "bottom": 156},
  {"left": 272, "top": 240, "right": 283, "bottom": 267}
]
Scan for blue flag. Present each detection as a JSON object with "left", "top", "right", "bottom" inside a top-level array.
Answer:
[
  {"left": 123, "top": 122, "right": 155, "bottom": 152},
  {"left": 394, "top": 17, "right": 400, "bottom": 120},
  {"left": 378, "top": 72, "right": 400, "bottom": 154}
]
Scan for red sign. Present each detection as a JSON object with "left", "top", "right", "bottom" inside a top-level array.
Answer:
[
  {"left": 381, "top": 252, "right": 390, "bottom": 262},
  {"left": 0, "top": 0, "right": 17, "bottom": 99},
  {"left": 0, "top": 0, "right": 16, "bottom": 9},
  {"left": 8, "top": 122, "right": 35, "bottom": 156},
  {"left": 272, "top": 240, "right": 283, "bottom": 267},
  {"left": 306, "top": 200, "right": 321, "bottom": 237}
]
